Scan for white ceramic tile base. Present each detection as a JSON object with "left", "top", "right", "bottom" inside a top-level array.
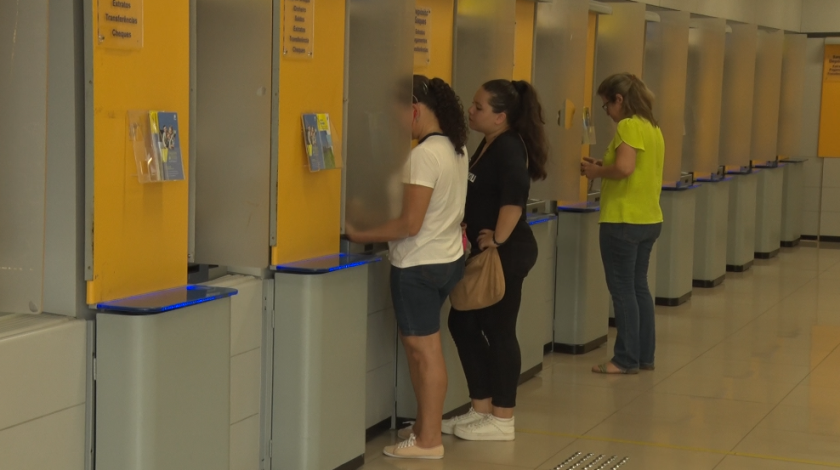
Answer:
[
  {"left": 0, "top": 404, "right": 85, "bottom": 470},
  {"left": 230, "top": 415, "right": 260, "bottom": 470}
]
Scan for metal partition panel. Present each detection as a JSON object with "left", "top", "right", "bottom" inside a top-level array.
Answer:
[
  {"left": 643, "top": 11, "right": 690, "bottom": 185},
  {"left": 591, "top": 3, "right": 647, "bottom": 165},
  {"left": 453, "top": 0, "right": 517, "bottom": 153},
  {"left": 777, "top": 34, "right": 807, "bottom": 158},
  {"left": 530, "top": 0, "right": 588, "bottom": 203},
  {"left": 683, "top": 18, "right": 726, "bottom": 174},
  {"left": 194, "top": 0, "right": 273, "bottom": 267},
  {"left": 345, "top": 0, "right": 414, "bottom": 231},
  {"left": 0, "top": 0, "right": 49, "bottom": 314},
  {"left": 750, "top": 29, "right": 784, "bottom": 164},
  {"left": 44, "top": 0, "right": 87, "bottom": 317},
  {"left": 719, "top": 23, "right": 757, "bottom": 168}
]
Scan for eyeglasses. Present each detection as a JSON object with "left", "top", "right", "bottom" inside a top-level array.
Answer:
[{"left": 602, "top": 102, "right": 610, "bottom": 111}]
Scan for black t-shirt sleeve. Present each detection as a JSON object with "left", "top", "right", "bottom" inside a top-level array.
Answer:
[{"left": 493, "top": 134, "right": 530, "bottom": 208}]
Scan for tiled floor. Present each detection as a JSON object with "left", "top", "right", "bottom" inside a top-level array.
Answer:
[{"left": 361, "top": 242, "right": 840, "bottom": 469}]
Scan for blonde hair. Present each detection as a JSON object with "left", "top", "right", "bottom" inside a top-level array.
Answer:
[{"left": 597, "top": 73, "right": 658, "bottom": 127}]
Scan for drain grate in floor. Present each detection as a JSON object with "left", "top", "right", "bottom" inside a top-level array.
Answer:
[{"left": 552, "top": 452, "right": 631, "bottom": 469}]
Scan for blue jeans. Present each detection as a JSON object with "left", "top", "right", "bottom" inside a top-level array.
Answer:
[{"left": 599, "top": 223, "right": 662, "bottom": 371}]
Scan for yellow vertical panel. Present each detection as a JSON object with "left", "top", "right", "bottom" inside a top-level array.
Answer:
[
  {"left": 581, "top": 12, "right": 598, "bottom": 200},
  {"left": 513, "top": 0, "right": 535, "bottom": 82},
  {"left": 88, "top": 2, "right": 190, "bottom": 304},
  {"left": 272, "top": 0, "right": 346, "bottom": 265},
  {"left": 415, "top": 0, "right": 455, "bottom": 82},
  {"left": 818, "top": 44, "right": 840, "bottom": 158}
]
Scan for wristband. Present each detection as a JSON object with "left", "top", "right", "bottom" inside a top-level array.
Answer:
[{"left": 493, "top": 234, "right": 506, "bottom": 246}]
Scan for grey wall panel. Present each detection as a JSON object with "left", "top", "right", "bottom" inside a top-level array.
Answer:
[
  {"left": 802, "top": 38, "right": 825, "bottom": 157},
  {"left": 777, "top": 34, "right": 808, "bottom": 158},
  {"left": 683, "top": 18, "right": 726, "bottom": 174},
  {"left": 344, "top": 0, "right": 414, "bottom": 231},
  {"left": 44, "top": 0, "right": 87, "bottom": 317},
  {"left": 643, "top": 11, "right": 690, "bottom": 185},
  {"left": 591, "top": 3, "right": 647, "bottom": 166},
  {"left": 0, "top": 0, "right": 49, "bottom": 314},
  {"left": 530, "top": 0, "right": 588, "bottom": 203},
  {"left": 194, "top": 0, "right": 273, "bottom": 268},
  {"left": 750, "top": 29, "right": 785, "bottom": 164},
  {"left": 453, "top": 0, "right": 517, "bottom": 153},
  {"left": 719, "top": 23, "right": 757, "bottom": 168}
]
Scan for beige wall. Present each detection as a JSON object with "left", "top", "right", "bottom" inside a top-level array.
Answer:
[
  {"left": 630, "top": 0, "right": 803, "bottom": 31},
  {"left": 801, "top": 0, "right": 840, "bottom": 32}
]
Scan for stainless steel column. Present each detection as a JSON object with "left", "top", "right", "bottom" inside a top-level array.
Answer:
[
  {"left": 655, "top": 187, "right": 697, "bottom": 306},
  {"left": 781, "top": 161, "right": 806, "bottom": 246},
  {"left": 96, "top": 288, "right": 234, "bottom": 470},
  {"left": 273, "top": 262, "right": 372, "bottom": 470},
  {"left": 754, "top": 165, "right": 784, "bottom": 258},
  {"left": 519, "top": 214, "right": 557, "bottom": 380},
  {"left": 726, "top": 171, "right": 759, "bottom": 272},
  {"left": 553, "top": 206, "right": 608, "bottom": 354},
  {"left": 693, "top": 178, "right": 732, "bottom": 287}
]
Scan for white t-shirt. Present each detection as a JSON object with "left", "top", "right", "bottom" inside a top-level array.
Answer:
[{"left": 389, "top": 135, "right": 469, "bottom": 268}]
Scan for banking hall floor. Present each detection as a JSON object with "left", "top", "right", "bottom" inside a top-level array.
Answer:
[{"left": 362, "top": 241, "right": 840, "bottom": 470}]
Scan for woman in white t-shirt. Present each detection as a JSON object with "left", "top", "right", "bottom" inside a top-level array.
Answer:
[{"left": 347, "top": 75, "right": 469, "bottom": 460}]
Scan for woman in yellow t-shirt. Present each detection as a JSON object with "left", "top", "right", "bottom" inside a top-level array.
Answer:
[{"left": 581, "top": 73, "right": 664, "bottom": 374}]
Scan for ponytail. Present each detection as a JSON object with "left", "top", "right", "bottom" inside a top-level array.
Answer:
[
  {"left": 413, "top": 75, "right": 468, "bottom": 156},
  {"left": 597, "top": 73, "right": 658, "bottom": 127},
  {"left": 482, "top": 79, "right": 548, "bottom": 181}
]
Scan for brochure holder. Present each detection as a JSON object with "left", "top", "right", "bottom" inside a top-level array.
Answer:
[
  {"left": 301, "top": 113, "right": 343, "bottom": 172},
  {"left": 128, "top": 110, "right": 186, "bottom": 183}
]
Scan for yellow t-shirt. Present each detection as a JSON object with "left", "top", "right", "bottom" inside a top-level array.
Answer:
[{"left": 599, "top": 116, "right": 664, "bottom": 224}]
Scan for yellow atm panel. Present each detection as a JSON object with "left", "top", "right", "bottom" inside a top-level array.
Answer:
[
  {"left": 272, "top": 0, "right": 347, "bottom": 265},
  {"left": 414, "top": 0, "right": 455, "bottom": 82},
  {"left": 514, "top": 0, "right": 535, "bottom": 82},
  {"left": 87, "top": 1, "right": 190, "bottom": 304},
  {"left": 819, "top": 44, "right": 840, "bottom": 158}
]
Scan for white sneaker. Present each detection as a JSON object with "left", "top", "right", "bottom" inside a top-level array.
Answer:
[
  {"left": 397, "top": 423, "right": 414, "bottom": 440},
  {"left": 441, "top": 408, "right": 487, "bottom": 435},
  {"left": 454, "top": 415, "right": 515, "bottom": 441},
  {"left": 382, "top": 434, "right": 444, "bottom": 460}
]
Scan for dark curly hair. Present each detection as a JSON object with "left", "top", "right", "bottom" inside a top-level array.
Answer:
[
  {"left": 482, "top": 79, "right": 548, "bottom": 181},
  {"left": 413, "top": 75, "right": 468, "bottom": 156}
]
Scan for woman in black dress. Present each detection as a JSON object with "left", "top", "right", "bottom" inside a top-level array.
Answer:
[{"left": 444, "top": 79, "right": 548, "bottom": 441}]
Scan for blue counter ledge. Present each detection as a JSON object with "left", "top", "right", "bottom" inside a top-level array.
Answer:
[
  {"left": 527, "top": 213, "right": 558, "bottom": 225},
  {"left": 727, "top": 169, "right": 761, "bottom": 175},
  {"left": 97, "top": 285, "right": 238, "bottom": 315},
  {"left": 557, "top": 201, "right": 600, "bottom": 213},
  {"left": 754, "top": 163, "right": 786, "bottom": 169},
  {"left": 662, "top": 183, "right": 701, "bottom": 191},
  {"left": 696, "top": 176, "right": 734, "bottom": 183},
  {"left": 273, "top": 252, "right": 382, "bottom": 274}
]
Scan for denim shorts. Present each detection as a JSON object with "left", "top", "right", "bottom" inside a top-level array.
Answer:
[{"left": 390, "top": 257, "right": 465, "bottom": 336}]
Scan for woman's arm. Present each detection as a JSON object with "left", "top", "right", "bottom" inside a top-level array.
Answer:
[
  {"left": 582, "top": 142, "right": 637, "bottom": 181},
  {"left": 477, "top": 205, "right": 522, "bottom": 250},
  {"left": 345, "top": 184, "right": 433, "bottom": 244}
]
